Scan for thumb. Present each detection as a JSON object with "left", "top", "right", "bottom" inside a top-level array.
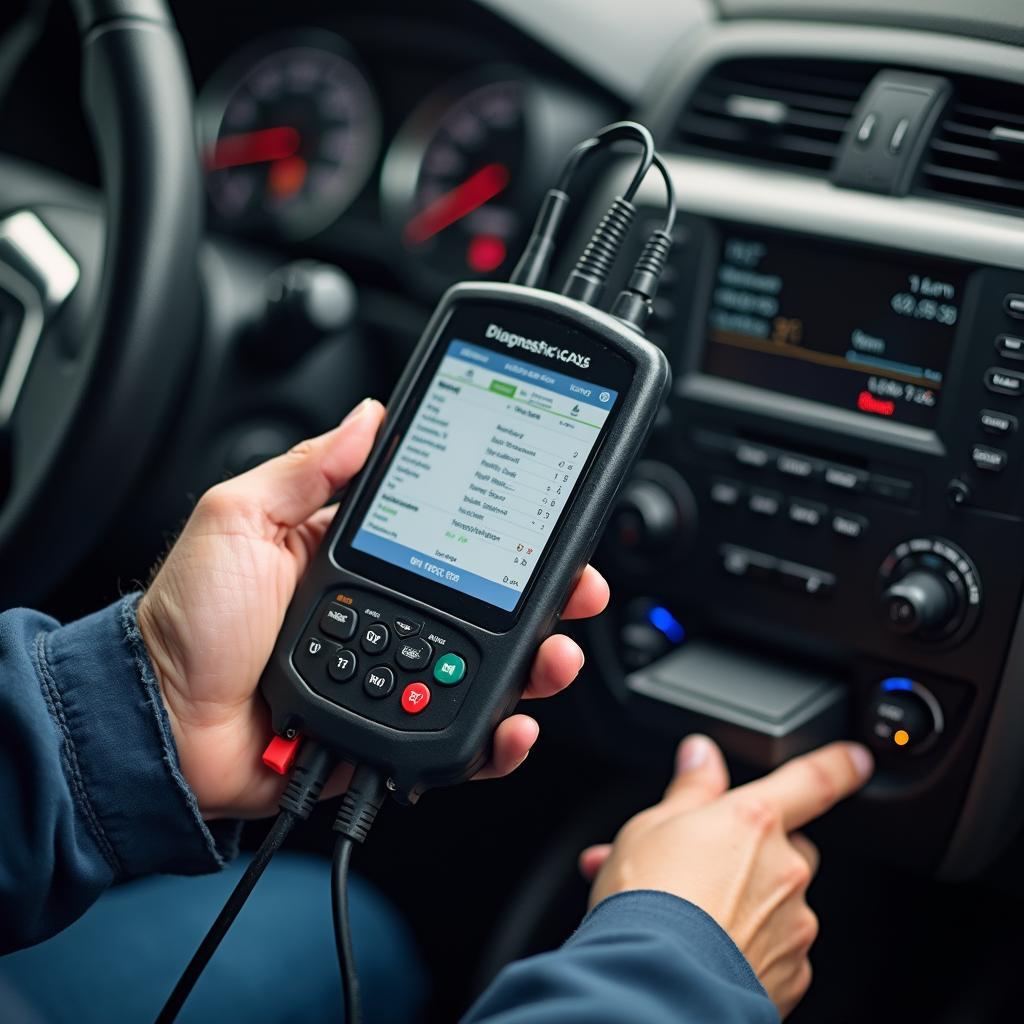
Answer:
[
  {"left": 657, "top": 734, "right": 730, "bottom": 815},
  {"left": 211, "top": 399, "right": 385, "bottom": 528}
]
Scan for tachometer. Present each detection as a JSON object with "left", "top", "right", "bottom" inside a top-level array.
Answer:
[
  {"left": 383, "top": 76, "right": 528, "bottom": 284},
  {"left": 199, "top": 32, "right": 380, "bottom": 239}
]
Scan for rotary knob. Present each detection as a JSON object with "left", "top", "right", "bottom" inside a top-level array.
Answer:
[
  {"left": 881, "top": 571, "right": 955, "bottom": 635},
  {"left": 877, "top": 538, "right": 981, "bottom": 643},
  {"left": 866, "top": 677, "right": 944, "bottom": 753},
  {"left": 605, "top": 461, "right": 696, "bottom": 568},
  {"left": 612, "top": 480, "right": 680, "bottom": 553}
]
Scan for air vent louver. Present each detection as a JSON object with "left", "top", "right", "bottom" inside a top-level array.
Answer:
[
  {"left": 676, "top": 59, "right": 875, "bottom": 172},
  {"left": 919, "top": 80, "right": 1024, "bottom": 213}
]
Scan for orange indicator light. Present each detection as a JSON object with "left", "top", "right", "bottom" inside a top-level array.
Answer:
[{"left": 894, "top": 729, "right": 910, "bottom": 747}]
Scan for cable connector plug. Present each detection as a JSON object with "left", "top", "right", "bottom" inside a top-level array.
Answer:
[
  {"left": 333, "top": 764, "right": 388, "bottom": 844},
  {"left": 509, "top": 188, "right": 570, "bottom": 288},
  {"left": 279, "top": 741, "right": 334, "bottom": 820},
  {"left": 562, "top": 196, "right": 636, "bottom": 307},
  {"left": 610, "top": 228, "right": 673, "bottom": 332}
]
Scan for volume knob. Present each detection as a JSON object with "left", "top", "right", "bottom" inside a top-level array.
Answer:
[
  {"left": 881, "top": 571, "right": 955, "bottom": 635},
  {"left": 603, "top": 461, "right": 696, "bottom": 571},
  {"left": 876, "top": 538, "right": 982, "bottom": 644}
]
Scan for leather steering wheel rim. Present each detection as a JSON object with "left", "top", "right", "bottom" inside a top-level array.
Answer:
[{"left": 0, "top": 0, "right": 201, "bottom": 605}]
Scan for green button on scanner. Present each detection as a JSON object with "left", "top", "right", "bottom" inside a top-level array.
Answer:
[{"left": 433, "top": 652, "right": 466, "bottom": 686}]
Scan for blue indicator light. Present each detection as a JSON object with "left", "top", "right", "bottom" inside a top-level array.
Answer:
[
  {"left": 648, "top": 605, "right": 686, "bottom": 644},
  {"left": 882, "top": 677, "right": 914, "bottom": 692}
]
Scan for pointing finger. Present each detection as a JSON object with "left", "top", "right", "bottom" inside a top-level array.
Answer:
[{"left": 738, "top": 742, "right": 873, "bottom": 833}]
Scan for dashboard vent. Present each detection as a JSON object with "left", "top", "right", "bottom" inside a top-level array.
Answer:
[
  {"left": 676, "top": 59, "right": 875, "bottom": 172},
  {"left": 919, "top": 80, "right": 1024, "bottom": 213}
]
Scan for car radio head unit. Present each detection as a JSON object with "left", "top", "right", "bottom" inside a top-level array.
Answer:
[{"left": 702, "top": 223, "right": 970, "bottom": 429}]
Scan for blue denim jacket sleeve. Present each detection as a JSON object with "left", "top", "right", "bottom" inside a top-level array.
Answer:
[
  {"left": 464, "top": 890, "right": 779, "bottom": 1024},
  {"left": 0, "top": 595, "right": 240, "bottom": 953}
]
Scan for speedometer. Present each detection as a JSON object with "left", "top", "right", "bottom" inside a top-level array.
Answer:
[
  {"left": 199, "top": 32, "right": 380, "bottom": 239},
  {"left": 383, "top": 76, "right": 528, "bottom": 285}
]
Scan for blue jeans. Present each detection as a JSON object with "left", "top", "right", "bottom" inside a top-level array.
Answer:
[{"left": 0, "top": 852, "right": 428, "bottom": 1023}]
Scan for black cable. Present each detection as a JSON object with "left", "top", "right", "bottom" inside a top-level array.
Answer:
[
  {"left": 652, "top": 153, "right": 677, "bottom": 237},
  {"left": 332, "top": 835, "right": 360, "bottom": 1024},
  {"left": 330, "top": 764, "right": 389, "bottom": 1024},
  {"left": 155, "top": 809, "right": 297, "bottom": 1024},
  {"left": 154, "top": 741, "right": 335, "bottom": 1024},
  {"left": 608, "top": 154, "right": 678, "bottom": 332},
  {"left": 510, "top": 121, "right": 655, "bottom": 289}
]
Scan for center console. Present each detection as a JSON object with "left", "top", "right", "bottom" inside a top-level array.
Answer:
[{"left": 581, "top": 20, "right": 1024, "bottom": 877}]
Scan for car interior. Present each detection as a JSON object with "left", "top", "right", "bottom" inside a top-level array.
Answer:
[{"left": 4, "top": 0, "right": 1024, "bottom": 1020}]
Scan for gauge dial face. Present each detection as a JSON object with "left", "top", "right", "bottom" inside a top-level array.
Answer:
[
  {"left": 387, "top": 79, "right": 527, "bottom": 282},
  {"left": 201, "top": 35, "right": 380, "bottom": 239}
]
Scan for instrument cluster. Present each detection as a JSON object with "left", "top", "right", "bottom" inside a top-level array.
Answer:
[{"left": 196, "top": 26, "right": 608, "bottom": 293}]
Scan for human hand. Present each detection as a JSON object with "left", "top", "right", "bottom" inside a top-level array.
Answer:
[
  {"left": 580, "top": 735, "right": 873, "bottom": 1018},
  {"left": 138, "top": 399, "right": 609, "bottom": 819}
]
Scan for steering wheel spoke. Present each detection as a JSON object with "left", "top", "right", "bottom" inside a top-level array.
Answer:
[{"left": 0, "top": 0, "right": 203, "bottom": 605}]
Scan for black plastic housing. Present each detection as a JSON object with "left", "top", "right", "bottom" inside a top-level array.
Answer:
[{"left": 260, "top": 282, "right": 670, "bottom": 802}]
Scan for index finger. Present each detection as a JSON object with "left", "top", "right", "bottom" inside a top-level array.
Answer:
[{"left": 736, "top": 742, "right": 873, "bottom": 832}]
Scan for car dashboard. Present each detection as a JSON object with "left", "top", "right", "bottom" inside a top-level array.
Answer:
[{"left": 5, "top": 0, "right": 1024, "bottom": 903}]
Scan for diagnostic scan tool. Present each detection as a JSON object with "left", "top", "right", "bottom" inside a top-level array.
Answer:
[{"left": 159, "top": 122, "right": 677, "bottom": 1024}]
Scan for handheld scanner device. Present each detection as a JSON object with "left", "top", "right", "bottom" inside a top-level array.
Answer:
[{"left": 259, "top": 124, "right": 675, "bottom": 803}]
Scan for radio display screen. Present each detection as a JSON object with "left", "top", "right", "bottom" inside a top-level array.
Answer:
[{"left": 701, "top": 224, "right": 969, "bottom": 428}]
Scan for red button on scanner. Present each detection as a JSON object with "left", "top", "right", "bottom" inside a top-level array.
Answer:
[
  {"left": 262, "top": 734, "right": 301, "bottom": 775},
  {"left": 401, "top": 682, "right": 431, "bottom": 715}
]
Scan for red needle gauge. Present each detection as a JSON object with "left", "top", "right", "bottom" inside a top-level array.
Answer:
[
  {"left": 403, "top": 162, "right": 510, "bottom": 246},
  {"left": 206, "top": 126, "right": 301, "bottom": 171}
]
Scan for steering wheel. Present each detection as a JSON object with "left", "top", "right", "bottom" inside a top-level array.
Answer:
[{"left": 0, "top": 0, "right": 200, "bottom": 605}]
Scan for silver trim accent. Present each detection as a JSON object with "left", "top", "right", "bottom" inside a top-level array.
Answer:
[
  {"left": 724, "top": 94, "right": 787, "bottom": 125},
  {"left": 640, "top": 154, "right": 1024, "bottom": 271},
  {"left": 0, "top": 211, "right": 79, "bottom": 426}
]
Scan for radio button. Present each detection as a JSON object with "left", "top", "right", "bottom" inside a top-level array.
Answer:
[
  {"left": 748, "top": 490, "right": 782, "bottom": 517},
  {"left": 985, "top": 367, "right": 1024, "bottom": 396},
  {"left": 832, "top": 512, "right": 868, "bottom": 539},
  {"left": 321, "top": 604, "right": 358, "bottom": 641},
  {"left": 396, "top": 637, "right": 433, "bottom": 671},
  {"left": 361, "top": 624, "right": 390, "bottom": 654},
  {"left": 777, "top": 453, "right": 819, "bottom": 480},
  {"left": 980, "top": 409, "right": 1017, "bottom": 436},
  {"left": 869, "top": 475, "right": 915, "bottom": 503},
  {"left": 971, "top": 444, "right": 1008, "bottom": 473},
  {"left": 823, "top": 464, "right": 868, "bottom": 492},
  {"left": 735, "top": 443, "right": 771, "bottom": 469},
  {"left": 777, "top": 562, "right": 836, "bottom": 598},
  {"left": 788, "top": 500, "right": 827, "bottom": 528},
  {"left": 996, "top": 334, "right": 1024, "bottom": 359},
  {"left": 710, "top": 479, "right": 742, "bottom": 507},
  {"left": 364, "top": 666, "right": 395, "bottom": 699},
  {"left": 1005, "top": 294, "right": 1024, "bottom": 319}
]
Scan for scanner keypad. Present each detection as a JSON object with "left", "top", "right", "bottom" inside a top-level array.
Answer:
[{"left": 293, "top": 588, "right": 477, "bottom": 731}]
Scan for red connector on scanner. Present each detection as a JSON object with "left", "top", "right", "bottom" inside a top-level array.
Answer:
[{"left": 262, "top": 734, "right": 301, "bottom": 775}]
